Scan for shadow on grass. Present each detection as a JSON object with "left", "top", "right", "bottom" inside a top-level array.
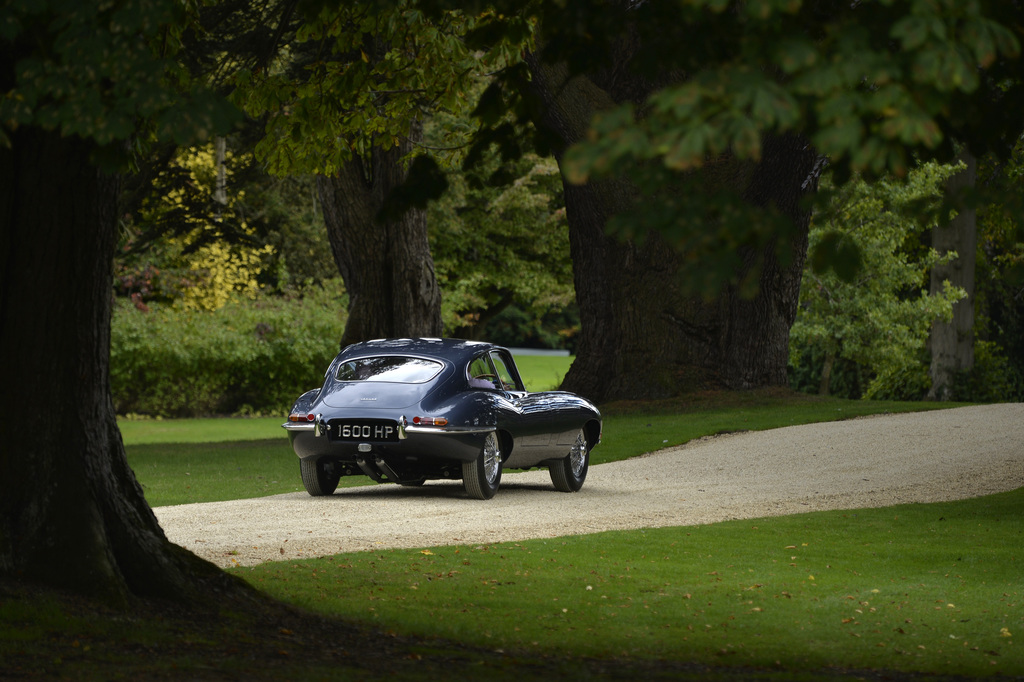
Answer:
[{"left": 0, "top": 576, "right": 960, "bottom": 681}]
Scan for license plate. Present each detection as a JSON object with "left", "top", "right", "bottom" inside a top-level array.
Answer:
[{"left": 329, "top": 420, "right": 399, "bottom": 442}]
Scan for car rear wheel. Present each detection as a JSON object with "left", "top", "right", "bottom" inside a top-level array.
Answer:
[
  {"left": 549, "top": 429, "right": 589, "bottom": 492},
  {"left": 300, "top": 458, "right": 340, "bottom": 496},
  {"left": 463, "top": 431, "right": 502, "bottom": 500}
]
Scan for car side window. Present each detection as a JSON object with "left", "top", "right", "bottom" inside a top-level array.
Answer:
[
  {"left": 490, "top": 352, "right": 524, "bottom": 392},
  {"left": 467, "top": 356, "right": 498, "bottom": 390}
]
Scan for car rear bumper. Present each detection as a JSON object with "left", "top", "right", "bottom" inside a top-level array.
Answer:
[{"left": 284, "top": 422, "right": 493, "bottom": 464}]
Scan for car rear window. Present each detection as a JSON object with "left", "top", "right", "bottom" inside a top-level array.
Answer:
[{"left": 336, "top": 356, "right": 443, "bottom": 384}]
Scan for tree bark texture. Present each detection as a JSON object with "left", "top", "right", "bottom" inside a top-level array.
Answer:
[
  {"left": 928, "top": 149, "right": 977, "bottom": 401},
  {"left": 525, "top": 56, "right": 818, "bottom": 403},
  {"left": 0, "top": 129, "right": 231, "bottom": 602},
  {"left": 316, "top": 120, "right": 442, "bottom": 349}
]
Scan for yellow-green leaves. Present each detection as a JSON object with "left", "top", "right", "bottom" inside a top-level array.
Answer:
[{"left": 134, "top": 144, "right": 275, "bottom": 311}]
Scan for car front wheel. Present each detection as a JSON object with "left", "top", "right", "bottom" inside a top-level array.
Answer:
[
  {"left": 463, "top": 431, "right": 502, "bottom": 500},
  {"left": 549, "top": 429, "right": 589, "bottom": 492},
  {"left": 300, "top": 458, "right": 340, "bottom": 496}
]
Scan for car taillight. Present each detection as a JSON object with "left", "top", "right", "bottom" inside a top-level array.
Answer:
[
  {"left": 412, "top": 416, "right": 448, "bottom": 426},
  {"left": 289, "top": 413, "right": 316, "bottom": 422}
]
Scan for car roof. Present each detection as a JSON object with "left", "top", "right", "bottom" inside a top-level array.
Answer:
[{"left": 339, "top": 338, "right": 506, "bottom": 366}]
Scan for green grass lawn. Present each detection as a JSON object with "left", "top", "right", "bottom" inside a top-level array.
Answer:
[
  {"left": 118, "top": 416, "right": 286, "bottom": 444},
  {"left": 238, "top": 487, "right": 1023, "bottom": 678},
  {"left": 513, "top": 352, "right": 572, "bottom": 392},
  {"left": 129, "top": 439, "right": 302, "bottom": 507}
]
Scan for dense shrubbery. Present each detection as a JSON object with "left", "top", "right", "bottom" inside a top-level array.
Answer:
[
  {"left": 788, "top": 162, "right": 1024, "bottom": 404},
  {"left": 950, "top": 340, "right": 1024, "bottom": 403},
  {"left": 111, "top": 282, "right": 346, "bottom": 417},
  {"left": 789, "top": 337, "right": 1024, "bottom": 402}
]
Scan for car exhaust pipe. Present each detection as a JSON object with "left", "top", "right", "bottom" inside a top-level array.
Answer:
[
  {"left": 354, "top": 456, "right": 385, "bottom": 483},
  {"left": 374, "top": 456, "right": 402, "bottom": 482}
]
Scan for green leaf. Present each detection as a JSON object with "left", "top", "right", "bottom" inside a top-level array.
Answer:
[
  {"left": 813, "top": 117, "right": 862, "bottom": 158},
  {"left": 774, "top": 38, "right": 818, "bottom": 74},
  {"left": 663, "top": 124, "right": 713, "bottom": 170}
]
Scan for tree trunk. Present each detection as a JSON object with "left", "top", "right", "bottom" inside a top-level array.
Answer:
[
  {"left": 316, "top": 120, "right": 442, "bottom": 349},
  {"left": 819, "top": 351, "right": 835, "bottom": 396},
  {"left": 524, "top": 57, "right": 818, "bottom": 403},
  {"left": 0, "top": 129, "right": 233, "bottom": 603},
  {"left": 214, "top": 135, "right": 227, "bottom": 219},
  {"left": 928, "top": 150, "right": 977, "bottom": 401}
]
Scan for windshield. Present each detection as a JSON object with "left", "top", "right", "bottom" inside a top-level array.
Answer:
[{"left": 336, "top": 356, "right": 443, "bottom": 384}]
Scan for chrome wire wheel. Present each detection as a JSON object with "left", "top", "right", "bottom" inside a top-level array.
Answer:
[
  {"left": 463, "top": 431, "right": 502, "bottom": 500},
  {"left": 482, "top": 431, "right": 501, "bottom": 485},
  {"left": 549, "top": 428, "right": 589, "bottom": 493},
  {"left": 569, "top": 430, "right": 588, "bottom": 478}
]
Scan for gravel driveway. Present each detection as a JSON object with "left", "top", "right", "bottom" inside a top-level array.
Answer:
[{"left": 155, "top": 404, "right": 1024, "bottom": 569}]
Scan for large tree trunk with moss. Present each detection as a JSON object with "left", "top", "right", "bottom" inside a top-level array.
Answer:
[
  {"left": 316, "top": 121, "right": 442, "bottom": 349},
  {"left": 525, "top": 57, "right": 818, "bottom": 403},
  {"left": 0, "top": 129, "right": 232, "bottom": 603},
  {"left": 928, "top": 150, "right": 977, "bottom": 401}
]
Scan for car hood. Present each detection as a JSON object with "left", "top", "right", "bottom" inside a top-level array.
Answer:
[{"left": 320, "top": 381, "right": 433, "bottom": 410}]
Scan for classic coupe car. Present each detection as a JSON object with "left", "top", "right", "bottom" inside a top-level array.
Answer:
[{"left": 283, "top": 338, "right": 601, "bottom": 499}]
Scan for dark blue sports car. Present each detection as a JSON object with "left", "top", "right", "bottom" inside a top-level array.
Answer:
[{"left": 283, "top": 338, "right": 601, "bottom": 499}]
